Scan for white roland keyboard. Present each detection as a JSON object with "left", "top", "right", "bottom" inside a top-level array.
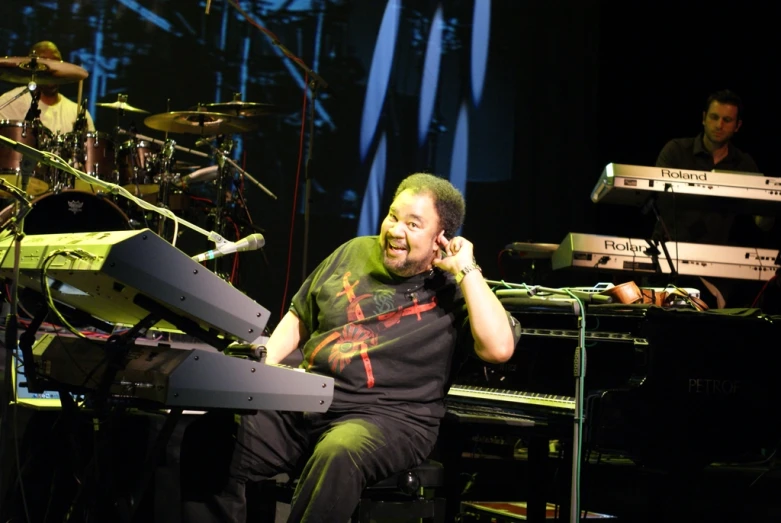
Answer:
[
  {"left": 590, "top": 163, "right": 781, "bottom": 214},
  {"left": 551, "top": 232, "right": 779, "bottom": 281}
]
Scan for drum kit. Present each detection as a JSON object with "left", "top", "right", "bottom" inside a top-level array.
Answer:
[{"left": 0, "top": 54, "right": 275, "bottom": 245}]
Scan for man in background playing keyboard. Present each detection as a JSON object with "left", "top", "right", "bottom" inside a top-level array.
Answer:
[
  {"left": 653, "top": 90, "right": 778, "bottom": 309},
  {"left": 656, "top": 89, "right": 757, "bottom": 174},
  {"left": 181, "top": 173, "right": 521, "bottom": 522}
]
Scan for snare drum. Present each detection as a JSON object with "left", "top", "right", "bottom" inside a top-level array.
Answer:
[
  {"left": 117, "top": 139, "right": 161, "bottom": 195},
  {"left": 20, "top": 190, "right": 131, "bottom": 235},
  {"left": 0, "top": 120, "right": 53, "bottom": 197}
]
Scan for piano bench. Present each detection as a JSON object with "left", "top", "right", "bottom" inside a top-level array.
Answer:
[{"left": 269, "top": 458, "right": 446, "bottom": 522}]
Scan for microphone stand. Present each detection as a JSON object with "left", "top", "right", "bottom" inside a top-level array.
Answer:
[
  {"left": 486, "top": 279, "right": 586, "bottom": 522},
  {"left": 0, "top": 179, "right": 34, "bottom": 516},
  {"left": 0, "top": 82, "right": 38, "bottom": 113},
  {"left": 210, "top": 137, "right": 232, "bottom": 276},
  {"left": 197, "top": 138, "right": 277, "bottom": 276},
  {"left": 302, "top": 82, "right": 318, "bottom": 280},
  {"left": 226, "top": 0, "right": 326, "bottom": 280}
]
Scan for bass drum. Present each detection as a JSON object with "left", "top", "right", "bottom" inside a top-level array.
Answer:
[{"left": 21, "top": 190, "right": 132, "bottom": 235}]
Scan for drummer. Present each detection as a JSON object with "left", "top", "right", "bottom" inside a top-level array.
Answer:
[{"left": 0, "top": 41, "right": 95, "bottom": 134}]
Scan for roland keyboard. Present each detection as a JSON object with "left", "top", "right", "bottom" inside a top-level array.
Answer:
[
  {"left": 590, "top": 163, "right": 781, "bottom": 214},
  {"left": 551, "top": 232, "right": 779, "bottom": 281}
]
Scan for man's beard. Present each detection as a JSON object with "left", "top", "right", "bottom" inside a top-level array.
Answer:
[{"left": 382, "top": 250, "right": 434, "bottom": 278}]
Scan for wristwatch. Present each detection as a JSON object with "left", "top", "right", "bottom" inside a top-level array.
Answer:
[{"left": 456, "top": 263, "right": 482, "bottom": 285}]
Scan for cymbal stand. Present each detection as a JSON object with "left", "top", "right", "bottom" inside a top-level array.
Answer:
[
  {"left": 17, "top": 54, "right": 43, "bottom": 124},
  {"left": 115, "top": 128, "right": 211, "bottom": 161},
  {"left": 155, "top": 138, "right": 177, "bottom": 238},
  {"left": 210, "top": 136, "right": 233, "bottom": 276},
  {"left": 23, "top": 87, "right": 41, "bottom": 125},
  {"left": 60, "top": 98, "right": 90, "bottom": 191}
]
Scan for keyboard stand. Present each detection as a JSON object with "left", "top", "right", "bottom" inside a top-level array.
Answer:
[{"left": 641, "top": 194, "right": 678, "bottom": 277}]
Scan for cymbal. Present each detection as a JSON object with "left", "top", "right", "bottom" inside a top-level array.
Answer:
[
  {"left": 96, "top": 100, "right": 150, "bottom": 114},
  {"left": 144, "top": 111, "right": 257, "bottom": 135},
  {"left": 0, "top": 55, "right": 88, "bottom": 85},
  {"left": 193, "top": 101, "right": 276, "bottom": 117}
]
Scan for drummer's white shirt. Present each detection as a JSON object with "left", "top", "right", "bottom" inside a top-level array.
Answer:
[{"left": 0, "top": 86, "right": 95, "bottom": 134}]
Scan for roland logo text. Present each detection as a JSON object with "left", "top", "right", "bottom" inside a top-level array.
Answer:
[{"left": 660, "top": 169, "right": 707, "bottom": 181}]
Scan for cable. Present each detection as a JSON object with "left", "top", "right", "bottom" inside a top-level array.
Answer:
[
  {"left": 279, "top": 74, "right": 310, "bottom": 320},
  {"left": 39, "top": 250, "right": 91, "bottom": 340},
  {"left": 752, "top": 275, "right": 776, "bottom": 308},
  {"left": 188, "top": 195, "right": 215, "bottom": 205}
]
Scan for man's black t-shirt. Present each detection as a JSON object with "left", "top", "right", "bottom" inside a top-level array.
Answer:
[{"left": 291, "top": 236, "right": 494, "bottom": 433}]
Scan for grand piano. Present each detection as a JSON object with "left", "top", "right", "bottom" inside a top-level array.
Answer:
[{"left": 443, "top": 293, "right": 781, "bottom": 521}]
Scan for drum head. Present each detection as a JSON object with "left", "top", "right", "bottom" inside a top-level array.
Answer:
[{"left": 23, "top": 190, "right": 131, "bottom": 235}]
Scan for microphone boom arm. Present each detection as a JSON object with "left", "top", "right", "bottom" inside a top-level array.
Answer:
[{"left": 205, "top": 143, "right": 277, "bottom": 200}]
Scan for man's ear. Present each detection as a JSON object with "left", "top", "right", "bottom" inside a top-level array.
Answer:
[
  {"left": 735, "top": 120, "right": 743, "bottom": 133},
  {"left": 702, "top": 111, "right": 707, "bottom": 125},
  {"left": 434, "top": 231, "right": 447, "bottom": 258}
]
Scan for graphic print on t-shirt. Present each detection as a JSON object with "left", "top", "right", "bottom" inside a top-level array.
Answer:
[{"left": 306, "top": 271, "right": 438, "bottom": 388}]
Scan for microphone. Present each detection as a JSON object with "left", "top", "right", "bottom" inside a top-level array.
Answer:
[
  {"left": 175, "top": 165, "right": 219, "bottom": 187},
  {"left": 192, "top": 233, "right": 265, "bottom": 263}
]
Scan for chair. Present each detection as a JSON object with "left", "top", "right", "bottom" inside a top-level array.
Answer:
[
  {"left": 352, "top": 458, "right": 446, "bottom": 522},
  {"left": 269, "top": 459, "right": 446, "bottom": 523}
]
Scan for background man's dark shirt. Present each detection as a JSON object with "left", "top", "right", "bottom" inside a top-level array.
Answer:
[
  {"left": 653, "top": 133, "right": 763, "bottom": 245},
  {"left": 656, "top": 132, "right": 760, "bottom": 173}
]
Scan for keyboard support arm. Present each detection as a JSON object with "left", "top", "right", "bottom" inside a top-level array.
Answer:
[{"left": 641, "top": 194, "right": 678, "bottom": 277}]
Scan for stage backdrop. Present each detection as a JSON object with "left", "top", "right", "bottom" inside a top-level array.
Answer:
[{"left": 1, "top": 0, "right": 778, "bottom": 322}]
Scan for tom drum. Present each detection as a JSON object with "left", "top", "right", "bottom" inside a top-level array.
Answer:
[{"left": 0, "top": 120, "right": 53, "bottom": 197}]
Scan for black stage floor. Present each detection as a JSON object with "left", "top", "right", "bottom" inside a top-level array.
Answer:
[{"left": 2, "top": 405, "right": 781, "bottom": 522}]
